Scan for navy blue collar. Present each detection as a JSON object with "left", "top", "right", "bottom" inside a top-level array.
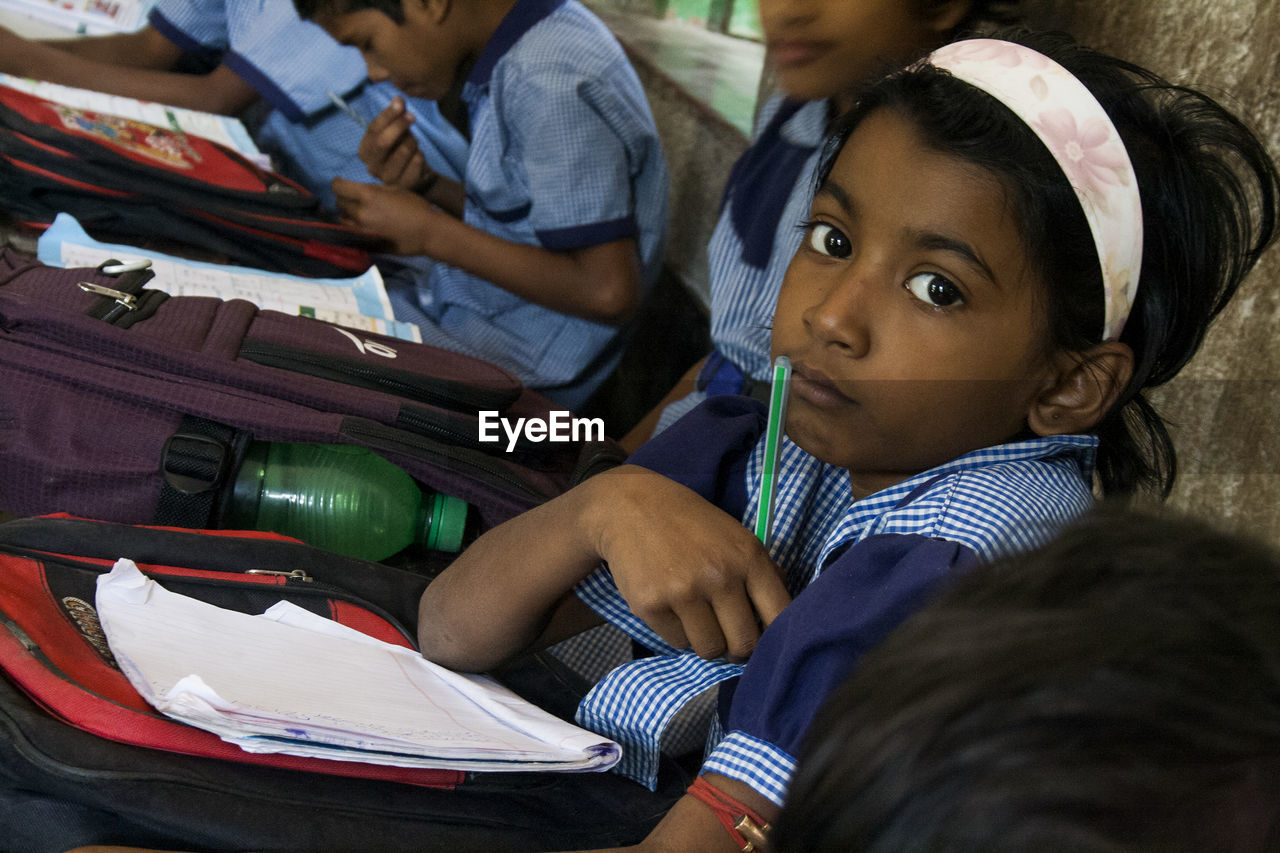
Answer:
[
  {"left": 723, "top": 99, "right": 821, "bottom": 269},
  {"left": 466, "top": 0, "right": 567, "bottom": 89}
]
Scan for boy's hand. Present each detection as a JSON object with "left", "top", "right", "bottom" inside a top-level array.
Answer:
[
  {"left": 332, "top": 177, "right": 436, "bottom": 255},
  {"left": 359, "top": 96, "right": 432, "bottom": 193},
  {"left": 0, "top": 26, "right": 35, "bottom": 76},
  {"left": 587, "top": 467, "right": 792, "bottom": 662}
]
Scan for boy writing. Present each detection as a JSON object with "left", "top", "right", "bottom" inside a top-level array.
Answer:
[{"left": 294, "top": 0, "right": 669, "bottom": 411}]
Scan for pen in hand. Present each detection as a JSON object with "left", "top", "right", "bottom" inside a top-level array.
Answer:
[{"left": 328, "top": 90, "right": 368, "bottom": 129}]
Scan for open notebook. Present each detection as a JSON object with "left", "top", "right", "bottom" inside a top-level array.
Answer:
[{"left": 96, "top": 559, "right": 621, "bottom": 772}]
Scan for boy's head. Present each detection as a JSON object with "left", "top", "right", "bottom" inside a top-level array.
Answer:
[
  {"left": 295, "top": 0, "right": 485, "bottom": 100},
  {"left": 774, "top": 28, "right": 1278, "bottom": 497},
  {"left": 771, "top": 503, "right": 1280, "bottom": 852}
]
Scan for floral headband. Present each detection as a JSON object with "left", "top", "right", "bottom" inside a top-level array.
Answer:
[{"left": 928, "top": 39, "right": 1143, "bottom": 342}]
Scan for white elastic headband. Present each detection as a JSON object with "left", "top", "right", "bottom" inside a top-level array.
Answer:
[{"left": 928, "top": 39, "right": 1143, "bottom": 342}]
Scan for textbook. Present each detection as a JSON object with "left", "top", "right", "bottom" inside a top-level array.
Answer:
[
  {"left": 0, "top": 0, "right": 155, "bottom": 36},
  {"left": 95, "top": 559, "right": 622, "bottom": 772},
  {"left": 0, "top": 71, "right": 263, "bottom": 161},
  {"left": 38, "top": 213, "right": 423, "bottom": 342}
]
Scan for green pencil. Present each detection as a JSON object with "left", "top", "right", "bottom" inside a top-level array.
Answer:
[{"left": 754, "top": 356, "right": 791, "bottom": 545}]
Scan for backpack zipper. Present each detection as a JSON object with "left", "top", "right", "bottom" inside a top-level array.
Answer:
[
  {"left": 340, "top": 418, "right": 552, "bottom": 503},
  {"left": 75, "top": 258, "right": 168, "bottom": 326},
  {"left": 238, "top": 339, "right": 520, "bottom": 414}
]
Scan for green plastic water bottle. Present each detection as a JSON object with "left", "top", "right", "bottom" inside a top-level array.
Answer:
[{"left": 223, "top": 441, "right": 472, "bottom": 561}]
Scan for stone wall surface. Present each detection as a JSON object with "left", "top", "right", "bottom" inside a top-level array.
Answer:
[{"left": 1021, "top": 0, "right": 1280, "bottom": 541}]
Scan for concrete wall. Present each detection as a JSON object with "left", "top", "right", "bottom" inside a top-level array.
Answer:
[
  {"left": 1020, "top": 0, "right": 1280, "bottom": 541},
  {"left": 616, "top": 43, "right": 750, "bottom": 308}
]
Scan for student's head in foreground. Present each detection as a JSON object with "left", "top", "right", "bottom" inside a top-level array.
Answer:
[{"left": 771, "top": 503, "right": 1280, "bottom": 852}]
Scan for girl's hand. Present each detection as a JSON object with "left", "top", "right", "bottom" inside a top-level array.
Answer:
[
  {"left": 586, "top": 467, "right": 792, "bottom": 662},
  {"left": 358, "top": 96, "right": 429, "bottom": 192},
  {"left": 332, "top": 178, "right": 438, "bottom": 255}
]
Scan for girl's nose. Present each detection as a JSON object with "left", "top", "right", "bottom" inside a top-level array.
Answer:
[{"left": 802, "top": 271, "right": 875, "bottom": 358}]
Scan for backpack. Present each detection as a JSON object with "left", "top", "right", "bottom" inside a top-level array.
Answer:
[
  {"left": 0, "top": 515, "right": 676, "bottom": 852},
  {"left": 0, "top": 82, "right": 376, "bottom": 278},
  {"left": 0, "top": 248, "right": 624, "bottom": 556}
]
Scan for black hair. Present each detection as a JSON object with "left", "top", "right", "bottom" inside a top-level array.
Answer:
[
  {"left": 939, "top": 0, "right": 1020, "bottom": 35},
  {"left": 770, "top": 503, "right": 1280, "bottom": 852},
  {"left": 813, "top": 28, "right": 1279, "bottom": 498},
  {"left": 292, "top": 0, "right": 404, "bottom": 24}
]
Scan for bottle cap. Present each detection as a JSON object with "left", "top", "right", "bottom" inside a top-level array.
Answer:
[
  {"left": 424, "top": 491, "right": 469, "bottom": 552},
  {"left": 224, "top": 441, "right": 270, "bottom": 527}
]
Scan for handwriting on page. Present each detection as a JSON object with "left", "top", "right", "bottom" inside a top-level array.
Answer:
[{"left": 94, "top": 559, "right": 620, "bottom": 771}]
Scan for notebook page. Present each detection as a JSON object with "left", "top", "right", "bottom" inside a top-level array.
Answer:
[{"left": 95, "top": 559, "right": 619, "bottom": 771}]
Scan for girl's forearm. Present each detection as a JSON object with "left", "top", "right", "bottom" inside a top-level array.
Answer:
[{"left": 416, "top": 479, "right": 607, "bottom": 672}]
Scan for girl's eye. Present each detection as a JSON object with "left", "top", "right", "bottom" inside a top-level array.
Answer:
[
  {"left": 905, "top": 272, "right": 964, "bottom": 308},
  {"left": 806, "top": 222, "right": 851, "bottom": 258}
]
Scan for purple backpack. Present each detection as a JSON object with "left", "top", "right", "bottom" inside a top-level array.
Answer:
[{"left": 0, "top": 249, "right": 622, "bottom": 538}]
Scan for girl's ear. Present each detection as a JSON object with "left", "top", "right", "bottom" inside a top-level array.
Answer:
[
  {"left": 1028, "top": 343, "right": 1135, "bottom": 437},
  {"left": 919, "top": 0, "right": 975, "bottom": 34}
]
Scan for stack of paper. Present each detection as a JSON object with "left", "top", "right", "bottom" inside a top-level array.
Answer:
[{"left": 95, "top": 559, "right": 621, "bottom": 772}]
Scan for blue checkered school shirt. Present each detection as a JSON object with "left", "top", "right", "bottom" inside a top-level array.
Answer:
[
  {"left": 149, "top": 0, "right": 469, "bottom": 208},
  {"left": 390, "top": 0, "right": 668, "bottom": 410},
  {"left": 656, "top": 95, "right": 828, "bottom": 432},
  {"left": 574, "top": 400, "right": 1097, "bottom": 801}
]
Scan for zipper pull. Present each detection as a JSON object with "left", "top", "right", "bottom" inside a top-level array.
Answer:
[
  {"left": 244, "top": 568, "right": 313, "bottom": 582},
  {"left": 77, "top": 281, "right": 138, "bottom": 311}
]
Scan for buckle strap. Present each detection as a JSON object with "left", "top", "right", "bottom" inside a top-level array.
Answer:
[{"left": 156, "top": 417, "right": 240, "bottom": 528}]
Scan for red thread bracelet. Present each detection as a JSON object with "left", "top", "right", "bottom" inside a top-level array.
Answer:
[{"left": 687, "top": 775, "right": 771, "bottom": 851}]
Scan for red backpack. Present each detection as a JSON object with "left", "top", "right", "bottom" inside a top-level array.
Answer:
[
  {"left": 0, "top": 83, "right": 376, "bottom": 277},
  {"left": 0, "top": 515, "right": 672, "bottom": 851}
]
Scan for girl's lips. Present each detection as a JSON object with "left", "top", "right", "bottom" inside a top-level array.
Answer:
[
  {"left": 768, "top": 40, "right": 830, "bottom": 70},
  {"left": 790, "top": 362, "right": 856, "bottom": 408}
]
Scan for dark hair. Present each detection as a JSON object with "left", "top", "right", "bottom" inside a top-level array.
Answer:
[
  {"left": 771, "top": 503, "right": 1280, "bottom": 852},
  {"left": 293, "top": 0, "right": 404, "bottom": 23},
  {"left": 938, "top": 0, "right": 1021, "bottom": 35},
  {"left": 815, "top": 28, "right": 1279, "bottom": 498}
]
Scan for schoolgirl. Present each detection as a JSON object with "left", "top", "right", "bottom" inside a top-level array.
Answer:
[{"left": 421, "top": 27, "right": 1279, "bottom": 851}]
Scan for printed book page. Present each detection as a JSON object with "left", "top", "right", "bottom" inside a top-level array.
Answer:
[
  {"left": 0, "top": 71, "right": 263, "bottom": 160},
  {"left": 0, "top": 0, "right": 155, "bottom": 36},
  {"left": 37, "top": 213, "right": 423, "bottom": 342},
  {"left": 95, "top": 559, "right": 621, "bottom": 772}
]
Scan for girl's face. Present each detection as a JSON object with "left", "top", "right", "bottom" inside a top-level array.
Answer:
[
  {"left": 759, "top": 0, "right": 951, "bottom": 102},
  {"left": 771, "top": 108, "right": 1061, "bottom": 499}
]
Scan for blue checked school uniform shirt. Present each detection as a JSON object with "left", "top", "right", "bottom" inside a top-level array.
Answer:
[
  {"left": 574, "top": 396, "right": 1098, "bottom": 805},
  {"left": 386, "top": 0, "right": 668, "bottom": 412},
  {"left": 655, "top": 95, "right": 828, "bottom": 432},
  {"left": 148, "top": 0, "right": 469, "bottom": 208}
]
